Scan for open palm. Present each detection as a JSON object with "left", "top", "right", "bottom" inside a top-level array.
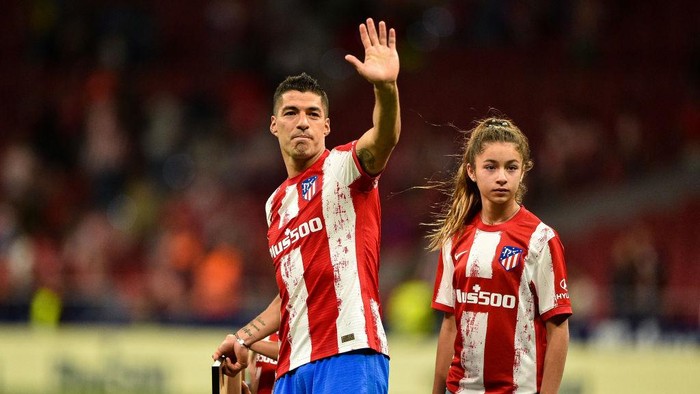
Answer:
[{"left": 345, "top": 18, "right": 400, "bottom": 85}]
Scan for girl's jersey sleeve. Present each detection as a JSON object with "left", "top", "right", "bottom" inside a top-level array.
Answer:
[
  {"left": 531, "top": 225, "right": 573, "bottom": 322},
  {"left": 432, "top": 237, "right": 456, "bottom": 313}
]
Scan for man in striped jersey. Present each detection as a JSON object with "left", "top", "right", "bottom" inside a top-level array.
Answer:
[{"left": 213, "top": 17, "right": 400, "bottom": 394}]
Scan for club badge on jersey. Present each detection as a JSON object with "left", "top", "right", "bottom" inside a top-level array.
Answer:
[
  {"left": 499, "top": 246, "right": 523, "bottom": 271},
  {"left": 301, "top": 176, "right": 318, "bottom": 201}
]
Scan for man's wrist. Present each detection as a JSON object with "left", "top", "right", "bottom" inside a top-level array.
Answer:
[
  {"left": 234, "top": 333, "right": 250, "bottom": 349},
  {"left": 374, "top": 80, "right": 398, "bottom": 93}
]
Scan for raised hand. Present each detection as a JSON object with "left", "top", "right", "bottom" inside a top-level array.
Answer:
[{"left": 345, "top": 18, "right": 399, "bottom": 86}]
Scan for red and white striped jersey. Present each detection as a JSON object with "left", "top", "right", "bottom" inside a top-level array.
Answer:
[
  {"left": 432, "top": 207, "right": 572, "bottom": 394},
  {"left": 265, "top": 141, "right": 389, "bottom": 378}
]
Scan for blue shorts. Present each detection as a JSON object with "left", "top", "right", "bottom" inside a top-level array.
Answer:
[{"left": 273, "top": 349, "right": 389, "bottom": 394}]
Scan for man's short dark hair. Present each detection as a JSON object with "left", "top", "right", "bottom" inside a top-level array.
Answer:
[{"left": 272, "top": 73, "right": 330, "bottom": 116}]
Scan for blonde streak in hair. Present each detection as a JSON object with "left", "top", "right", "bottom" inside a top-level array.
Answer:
[
  {"left": 427, "top": 177, "right": 463, "bottom": 251},
  {"left": 440, "top": 168, "right": 468, "bottom": 245},
  {"left": 428, "top": 162, "right": 480, "bottom": 251},
  {"left": 427, "top": 188, "right": 457, "bottom": 251}
]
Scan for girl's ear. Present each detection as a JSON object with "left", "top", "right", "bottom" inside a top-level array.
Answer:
[{"left": 466, "top": 163, "right": 476, "bottom": 182}]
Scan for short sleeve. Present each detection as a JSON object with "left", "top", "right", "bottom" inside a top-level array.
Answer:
[
  {"left": 432, "top": 238, "right": 456, "bottom": 313},
  {"left": 531, "top": 228, "right": 572, "bottom": 321}
]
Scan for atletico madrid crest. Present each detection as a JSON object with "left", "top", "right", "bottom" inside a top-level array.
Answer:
[
  {"left": 301, "top": 175, "right": 318, "bottom": 201},
  {"left": 499, "top": 246, "right": 523, "bottom": 271}
]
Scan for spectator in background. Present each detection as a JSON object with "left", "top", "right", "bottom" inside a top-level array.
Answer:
[
  {"left": 191, "top": 243, "right": 243, "bottom": 323},
  {"left": 610, "top": 222, "right": 667, "bottom": 339},
  {"left": 82, "top": 69, "right": 129, "bottom": 209},
  {"left": 427, "top": 117, "right": 572, "bottom": 394}
]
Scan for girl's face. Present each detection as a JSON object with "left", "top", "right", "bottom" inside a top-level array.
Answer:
[{"left": 467, "top": 141, "right": 524, "bottom": 208}]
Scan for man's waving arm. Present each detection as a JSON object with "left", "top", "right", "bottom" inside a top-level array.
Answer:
[{"left": 345, "top": 18, "right": 401, "bottom": 176}]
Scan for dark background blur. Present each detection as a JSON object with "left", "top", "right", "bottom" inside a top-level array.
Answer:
[{"left": 0, "top": 0, "right": 698, "bottom": 344}]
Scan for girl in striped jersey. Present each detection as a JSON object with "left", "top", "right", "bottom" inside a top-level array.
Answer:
[{"left": 428, "top": 117, "right": 572, "bottom": 394}]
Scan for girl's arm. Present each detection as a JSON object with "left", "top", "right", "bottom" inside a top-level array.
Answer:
[
  {"left": 433, "top": 312, "right": 456, "bottom": 394},
  {"left": 540, "top": 315, "right": 570, "bottom": 394}
]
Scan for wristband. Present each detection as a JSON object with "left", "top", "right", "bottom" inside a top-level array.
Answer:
[{"left": 234, "top": 333, "right": 249, "bottom": 349}]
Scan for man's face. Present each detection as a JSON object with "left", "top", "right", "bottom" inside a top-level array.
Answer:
[{"left": 270, "top": 90, "right": 330, "bottom": 163}]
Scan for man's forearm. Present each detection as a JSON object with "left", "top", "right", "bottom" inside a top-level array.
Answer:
[
  {"left": 235, "top": 295, "right": 281, "bottom": 347},
  {"left": 249, "top": 339, "right": 280, "bottom": 361},
  {"left": 372, "top": 81, "right": 401, "bottom": 151}
]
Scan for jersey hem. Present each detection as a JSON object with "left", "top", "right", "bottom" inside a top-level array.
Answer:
[
  {"left": 540, "top": 306, "right": 573, "bottom": 322},
  {"left": 276, "top": 345, "right": 388, "bottom": 380},
  {"left": 431, "top": 302, "right": 453, "bottom": 313}
]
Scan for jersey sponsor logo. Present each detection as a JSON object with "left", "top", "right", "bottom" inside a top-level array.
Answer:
[
  {"left": 556, "top": 279, "right": 570, "bottom": 300},
  {"left": 498, "top": 246, "right": 523, "bottom": 271},
  {"left": 301, "top": 175, "right": 318, "bottom": 201},
  {"left": 255, "top": 353, "right": 278, "bottom": 365},
  {"left": 269, "top": 217, "right": 323, "bottom": 258},
  {"left": 456, "top": 284, "right": 516, "bottom": 309},
  {"left": 454, "top": 250, "right": 469, "bottom": 261}
]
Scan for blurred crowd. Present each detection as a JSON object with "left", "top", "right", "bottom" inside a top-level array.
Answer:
[{"left": 0, "top": 1, "right": 698, "bottom": 341}]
